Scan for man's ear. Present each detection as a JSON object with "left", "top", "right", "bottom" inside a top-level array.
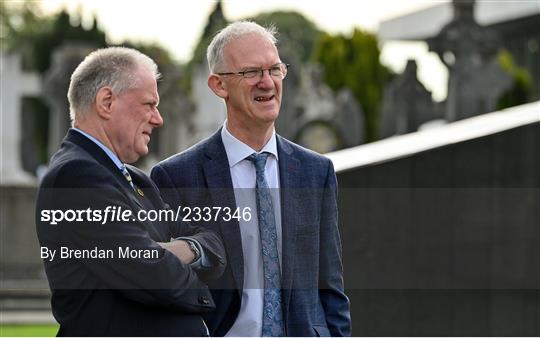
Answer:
[
  {"left": 95, "top": 86, "right": 114, "bottom": 120},
  {"left": 208, "top": 74, "right": 228, "bottom": 99}
]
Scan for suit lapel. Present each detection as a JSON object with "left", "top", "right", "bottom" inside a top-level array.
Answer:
[
  {"left": 277, "top": 136, "right": 301, "bottom": 315},
  {"left": 203, "top": 130, "right": 244, "bottom": 293},
  {"left": 66, "top": 130, "right": 134, "bottom": 193},
  {"left": 127, "top": 166, "right": 169, "bottom": 242},
  {"left": 65, "top": 129, "right": 162, "bottom": 239}
]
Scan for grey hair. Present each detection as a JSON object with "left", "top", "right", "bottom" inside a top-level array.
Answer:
[
  {"left": 206, "top": 21, "right": 278, "bottom": 73},
  {"left": 67, "top": 46, "right": 160, "bottom": 123}
]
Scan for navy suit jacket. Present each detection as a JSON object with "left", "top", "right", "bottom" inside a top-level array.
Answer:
[
  {"left": 36, "top": 129, "right": 226, "bottom": 336},
  {"left": 151, "top": 129, "right": 351, "bottom": 336}
]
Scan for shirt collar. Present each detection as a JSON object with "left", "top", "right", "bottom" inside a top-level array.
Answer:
[
  {"left": 221, "top": 120, "right": 278, "bottom": 168},
  {"left": 73, "top": 128, "right": 125, "bottom": 171}
]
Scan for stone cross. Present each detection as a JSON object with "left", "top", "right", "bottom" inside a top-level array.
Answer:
[
  {"left": 428, "top": 0, "right": 512, "bottom": 121},
  {"left": 1, "top": 52, "right": 42, "bottom": 184}
]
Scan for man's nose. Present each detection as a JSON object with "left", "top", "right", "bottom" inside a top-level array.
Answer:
[
  {"left": 151, "top": 109, "right": 164, "bottom": 127},
  {"left": 256, "top": 69, "right": 275, "bottom": 88}
]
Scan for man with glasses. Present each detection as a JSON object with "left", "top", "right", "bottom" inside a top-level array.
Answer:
[{"left": 152, "top": 21, "right": 351, "bottom": 336}]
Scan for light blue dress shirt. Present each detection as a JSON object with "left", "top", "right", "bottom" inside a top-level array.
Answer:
[
  {"left": 73, "top": 128, "right": 124, "bottom": 170},
  {"left": 221, "top": 122, "right": 283, "bottom": 337},
  {"left": 72, "top": 128, "right": 207, "bottom": 267}
]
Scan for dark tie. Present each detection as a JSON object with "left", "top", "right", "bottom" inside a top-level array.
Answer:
[
  {"left": 120, "top": 165, "right": 135, "bottom": 190},
  {"left": 247, "top": 152, "right": 284, "bottom": 337}
]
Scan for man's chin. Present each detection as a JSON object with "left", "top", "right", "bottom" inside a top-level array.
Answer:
[
  {"left": 136, "top": 148, "right": 149, "bottom": 161},
  {"left": 266, "top": 111, "right": 280, "bottom": 124},
  {"left": 123, "top": 150, "right": 147, "bottom": 164},
  {"left": 256, "top": 107, "right": 280, "bottom": 122}
]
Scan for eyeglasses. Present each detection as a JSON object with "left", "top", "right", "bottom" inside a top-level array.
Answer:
[{"left": 217, "top": 62, "right": 290, "bottom": 84}]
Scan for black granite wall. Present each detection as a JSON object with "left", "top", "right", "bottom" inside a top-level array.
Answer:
[{"left": 337, "top": 122, "right": 540, "bottom": 335}]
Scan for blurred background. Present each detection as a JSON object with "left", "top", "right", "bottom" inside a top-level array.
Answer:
[{"left": 1, "top": 0, "right": 539, "bottom": 336}]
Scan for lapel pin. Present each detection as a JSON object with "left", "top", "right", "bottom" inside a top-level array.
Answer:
[{"left": 136, "top": 188, "right": 145, "bottom": 197}]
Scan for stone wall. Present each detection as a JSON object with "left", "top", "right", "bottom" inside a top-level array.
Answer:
[
  {"left": 336, "top": 122, "right": 539, "bottom": 335},
  {"left": 0, "top": 185, "right": 42, "bottom": 280}
]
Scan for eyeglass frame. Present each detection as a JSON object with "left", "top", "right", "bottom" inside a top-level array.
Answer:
[{"left": 216, "top": 62, "right": 290, "bottom": 82}]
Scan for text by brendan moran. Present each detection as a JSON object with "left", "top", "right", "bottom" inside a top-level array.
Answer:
[{"left": 41, "top": 246, "right": 160, "bottom": 262}]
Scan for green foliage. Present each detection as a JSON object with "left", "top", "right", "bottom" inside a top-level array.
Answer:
[
  {"left": 1, "top": 2, "right": 106, "bottom": 72},
  {"left": 0, "top": 324, "right": 58, "bottom": 337},
  {"left": 496, "top": 49, "right": 532, "bottom": 110},
  {"left": 120, "top": 41, "right": 175, "bottom": 68},
  {"left": 249, "top": 11, "right": 322, "bottom": 64},
  {"left": 184, "top": 8, "right": 322, "bottom": 93},
  {"left": 313, "top": 29, "right": 392, "bottom": 142},
  {"left": 1, "top": 2, "right": 54, "bottom": 70}
]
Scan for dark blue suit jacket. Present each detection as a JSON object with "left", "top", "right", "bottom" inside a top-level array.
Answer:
[
  {"left": 36, "top": 129, "right": 225, "bottom": 336},
  {"left": 151, "top": 129, "right": 351, "bottom": 336}
]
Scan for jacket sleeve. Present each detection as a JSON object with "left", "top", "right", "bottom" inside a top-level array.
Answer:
[
  {"left": 148, "top": 163, "right": 226, "bottom": 282},
  {"left": 318, "top": 159, "right": 352, "bottom": 336}
]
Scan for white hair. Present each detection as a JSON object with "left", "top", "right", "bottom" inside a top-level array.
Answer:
[
  {"left": 206, "top": 21, "right": 278, "bottom": 73},
  {"left": 67, "top": 46, "right": 160, "bottom": 123}
]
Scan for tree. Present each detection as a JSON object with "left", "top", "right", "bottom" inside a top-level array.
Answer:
[
  {"left": 249, "top": 11, "right": 322, "bottom": 65},
  {"left": 1, "top": 2, "right": 54, "bottom": 70},
  {"left": 313, "top": 29, "right": 392, "bottom": 142},
  {"left": 1, "top": 3, "right": 106, "bottom": 72}
]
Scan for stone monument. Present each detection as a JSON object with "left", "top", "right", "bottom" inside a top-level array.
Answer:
[
  {"left": 1, "top": 52, "right": 42, "bottom": 184},
  {"left": 191, "top": 63, "right": 227, "bottom": 144},
  {"left": 152, "top": 65, "right": 194, "bottom": 161},
  {"left": 274, "top": 61, "right": 301, "bottom": 142},
  {"left": 335, "top": 88, "right": 364, "bottom": 146},
  {"left": 428, "top": 0, "right": 512, "bottom": 121},
  {"left": 294, "top": 64, "right": 365, "bottom": 152},
  {"left": 42, "top": 44, "right": 96, "bottom": 159},
  {"left": 380, "top": 60, "right": 437, "bottom": 137}
]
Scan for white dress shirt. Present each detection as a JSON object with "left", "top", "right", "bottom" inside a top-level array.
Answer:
[{"left": 221, "top": 122, "right": 282, "bottom": 337}]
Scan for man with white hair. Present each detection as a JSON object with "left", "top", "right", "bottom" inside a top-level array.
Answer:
[
  {"left": 36, "top": 47, "right": 225, "bottom": 336},
  {"left": 152, "top": 22, "right": 351, "bottom": 336}
]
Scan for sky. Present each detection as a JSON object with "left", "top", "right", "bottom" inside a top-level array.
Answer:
[{"left": 38, "top": 0, "right": 451, "bottom": 100}]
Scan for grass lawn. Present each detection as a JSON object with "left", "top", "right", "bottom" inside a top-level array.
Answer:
[{"left": 0, "top": 325, "right": 59, "bottom": 337}]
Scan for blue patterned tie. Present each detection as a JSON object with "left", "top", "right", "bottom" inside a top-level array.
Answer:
[
  {"left": 120, "top": 164, "right": 135, "bottom": 190},
  {"left": 247, "top": 152, "right": 284, "bottom": 337}
]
